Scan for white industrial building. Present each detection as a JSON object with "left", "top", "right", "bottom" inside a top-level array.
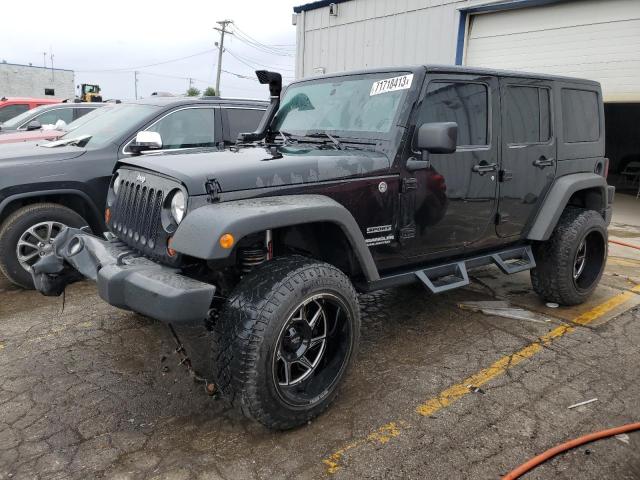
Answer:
[
  {"left": 0, "top": 62, "right": 75, "bottom": 100},
  {"left": 292, "top": 0, "right": 640, "bottom": 177}
]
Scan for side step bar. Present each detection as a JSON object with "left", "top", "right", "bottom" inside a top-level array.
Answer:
[{"left": 363, "top": 246, "right": 536, "bottom": 294}]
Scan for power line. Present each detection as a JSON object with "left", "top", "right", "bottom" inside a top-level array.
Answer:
[
  {"left": 232, "top": 25, "right": 296, "bottom": 56},
  {"left": 225, "top": 48, "right": 294, "bottom": 72},
  {"left": 75, "top": 48, "right": 217, "bottom": 73}
]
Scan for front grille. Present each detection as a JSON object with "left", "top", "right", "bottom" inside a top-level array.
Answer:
[{"left": 111, "top": 181, "right": 164, "bottom": 250}]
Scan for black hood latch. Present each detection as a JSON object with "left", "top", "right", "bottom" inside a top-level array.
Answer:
[{"left": 205, "top": 178, "right": 222, "bottom": 203}]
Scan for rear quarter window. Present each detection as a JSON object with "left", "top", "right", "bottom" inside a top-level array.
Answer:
[
  {"left": 561, "top": 89, "right": 600, "bottom": 143},
  {"left": 225, "top": 108, "right": 265, "bottom": 141}
]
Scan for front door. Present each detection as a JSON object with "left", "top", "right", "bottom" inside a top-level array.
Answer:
[
  {"left": 401, "top": 75, "right": 500, "bottom": 259},
  {"left": 497, "top": 80, "right": 556, "bottom": 237}
]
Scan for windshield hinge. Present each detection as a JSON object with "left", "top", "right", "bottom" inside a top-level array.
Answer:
[
  {"left": 205, "top": 178, "right": 222, "bottom": 203},
  {"left": 402, "top": 177, "right": 418, "bottom": 193}
]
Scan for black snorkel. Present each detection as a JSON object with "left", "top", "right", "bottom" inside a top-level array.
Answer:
[{"left": 237, "top": 70, "right": 282, "bottom": 143}]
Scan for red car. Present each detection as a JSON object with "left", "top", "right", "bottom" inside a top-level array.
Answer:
[{"left": 0, "top": 97, "right": 60, "bottom": 123}]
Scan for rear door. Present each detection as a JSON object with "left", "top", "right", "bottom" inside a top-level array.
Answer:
[{"left": 497, "top": 80, "right": 556, "bottom": 237}]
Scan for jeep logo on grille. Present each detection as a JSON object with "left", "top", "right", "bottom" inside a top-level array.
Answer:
[{"left": 135, "top": 174, "right": 146, "bottom": 183}]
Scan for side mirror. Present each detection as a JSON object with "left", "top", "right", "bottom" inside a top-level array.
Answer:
[
  {"left": 129, "top": 131, "right": 162, "bottom": 155},
  {"left": 26, "top": 120, "right": 42, "bottom": 131},
  {"left": 417, "top": 122, "right": 457, "bottom": 155}
]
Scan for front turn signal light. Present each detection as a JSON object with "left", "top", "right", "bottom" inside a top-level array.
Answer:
[
  {"left": 167, "top": 237, "right": 177, "bottom": 257},
  {"left": 219, "top": 233, "right": 235, "bottom": 249},
  {"left": 105, "top": 208, "right": 111, "bottom": 224}
]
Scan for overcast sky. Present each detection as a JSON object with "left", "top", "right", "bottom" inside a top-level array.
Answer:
[{"left": 1, "top": 0, "right": 299, "bottom": 100}]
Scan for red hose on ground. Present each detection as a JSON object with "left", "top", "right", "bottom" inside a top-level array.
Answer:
[
  {"left": 609, "top": 238, "right": 640, "bottom": 250},
  {"left": 502, "top": 422, "right": 640, "bottom": 480}
]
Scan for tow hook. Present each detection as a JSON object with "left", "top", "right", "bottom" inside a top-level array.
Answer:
[{"left": 168, "top": 324, "right": 217, "bottom": 396}]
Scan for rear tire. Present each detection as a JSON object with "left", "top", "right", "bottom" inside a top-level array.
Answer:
[
  {"left": 531, "top": 207, "right": 607, "bottom": 306},
  {"left": 213, "top": 256, "right": 360, "bottom": 430},
  {"left": 0, "top": 203, "right": 88, "bottom": 289}
]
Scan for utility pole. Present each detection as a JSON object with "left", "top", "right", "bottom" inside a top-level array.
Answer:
[
  {"left": 43, "top": 52, "right": 47, "bottom": 68},
  {"left": 134, "top": 71, "right": 139, "bottom": 100},
  {"left": 214, "top": 19, "right": 233, "bottom": 96}
]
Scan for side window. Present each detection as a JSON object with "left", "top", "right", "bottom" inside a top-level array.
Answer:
[
  {"left": 33, "top": 108, "right": 74, "bottom": 126},
  {"left": 225, "top": 108, "right": 265, "bottom": 141},
  {"left": 146, "top": 108, "right": 216, "bottom": 150},
  {"left": 416, "top": 82, "right": 488, "bottom": 147},
  {"left": 74, "top": 107, "right": 95, "bottom": 121},
  {"left": 504, "top": 86, "right": 551, "bottom": 144},
  {"left": 561, "top": 89, "right": 599, "bottom": 143},
  {"left": 0, "top": 104, "right": 29, "bottom": 123}
]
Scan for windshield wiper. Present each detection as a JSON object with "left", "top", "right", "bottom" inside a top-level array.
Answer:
[
  {"left": 305, "top": 131, "right": 344, "bottom": 150},
  {"left": 42, "top": 135, "right": 92, "bottom": 148}
]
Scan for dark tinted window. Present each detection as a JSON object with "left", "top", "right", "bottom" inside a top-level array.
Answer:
[
  {"left": 504, "top": 86, "right": 551, "bottom": 144},
  {"left": 0, "top": 104, "right": 29, "bottom": 123},
  {"left": 147, "top": 107, "right": 216, "bottom": 149},
  {"left": 34, "top": 107, "right": 74, "bottom": 126},
  {"left": 226, "top": 108, "right": 265, "bottom": 141},
  {"left": 417, "top": 82, "right": 488, "bottom": 146},
  {"left": 73, "top": 107, "right": 96, "bottom": 121},
  {"left": 562, "top": 89, "right": 599, "bottom": 143}
]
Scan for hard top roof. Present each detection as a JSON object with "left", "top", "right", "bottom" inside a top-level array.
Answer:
[{"left": 292, "top": 64, "right": 600, "bottom": 87}]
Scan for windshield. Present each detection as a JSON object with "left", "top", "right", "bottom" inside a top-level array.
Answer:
[
  {"left": 1, "top": 105, "right": 47, "bottom": 128},
  {"left": 272, "top": 72, "right": 413, "bottom": 138},
  {"left": 58, "top": 104, "right": 158, "bottom": 148}
]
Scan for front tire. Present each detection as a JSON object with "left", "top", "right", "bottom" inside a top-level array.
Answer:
[
  {"left": 213, "top": 256, "right": 360, "bottom": 430},
  {"left": 0, "top": 203, "right": 88, "bottom": 289},
  {"left": 531, "top": 207, "right": 607, "bottom": 306}
]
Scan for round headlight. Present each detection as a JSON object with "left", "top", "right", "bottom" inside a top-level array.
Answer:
[
  {"left": 112, "top": 174, "right": 121, "bottom": 195},
  {"left": 170, "top": 190, "right": 186, "bottom": 224}
]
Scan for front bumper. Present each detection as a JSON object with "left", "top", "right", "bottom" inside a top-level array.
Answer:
[{"left": 31, "top": 228, "right": 216, "bottom": 323}]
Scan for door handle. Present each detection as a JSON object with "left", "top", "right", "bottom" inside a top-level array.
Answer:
[
  {"left": 472, "top": 162, "right": 498, "bottom": 175},
  {"left": 533, "top": 157, "right": 555, "bottom": 168}
]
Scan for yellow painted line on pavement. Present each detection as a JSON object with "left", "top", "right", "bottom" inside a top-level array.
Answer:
[
  {"left": 323, "top": 284, "right": 640, "bottom": 474},
  {"left": 323, "top": 421, "right": 408, "bottom": 474}
]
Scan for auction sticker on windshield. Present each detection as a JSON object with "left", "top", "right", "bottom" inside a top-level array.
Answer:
[{"left": 370, "top": 74, "right": 414, "bottom": 96}]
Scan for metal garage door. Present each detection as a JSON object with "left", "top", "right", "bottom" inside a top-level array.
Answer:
[{"left": 465, "top": 0, "right": 640, "bottom": 102}]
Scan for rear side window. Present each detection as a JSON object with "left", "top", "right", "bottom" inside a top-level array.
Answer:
[
  {"left": 417, "top": 82, "right": 488, "bottom": 146},
  {"left": 225, "top": 108, "right": 265, "bottom": 141},
  {"left": 74, "top": 107, "right": 96, "bottom": 121},
  {"left": 0, "top": 104, "right": 29, "bottom": 123},
  {"left": 504, "top": 86, "right": 551, "bottom": 144},
  {"left": 561, "top": 89, "right": 599, "bottom": 143}
]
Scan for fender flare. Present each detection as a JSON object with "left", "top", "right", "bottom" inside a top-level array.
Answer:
[
  {"left": 171, "top": 194, "right": 380, "bottom": 281},
  {"left": 0, "top": 189, "right": 103, "bottom": 228},
  {"left": 527, "top": 173, "right": 608, "bottom": 241}
]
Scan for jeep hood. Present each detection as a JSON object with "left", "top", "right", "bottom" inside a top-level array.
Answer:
[
  {"left": 119, "top": 145, "right": 391, "bottom": 195},
  {"left": 0, "top": 141, "right": 86, "bottom": 165}
]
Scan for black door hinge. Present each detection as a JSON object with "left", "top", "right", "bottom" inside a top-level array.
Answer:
[
  {"left": 205, "top": 178, "right": 222, "bottom": 203},
  {"left": 402, "top": 177, "right": 418, "bottom": 193},
  {"left": 499, "top": 169, "right": 513, "bottom": 182}
]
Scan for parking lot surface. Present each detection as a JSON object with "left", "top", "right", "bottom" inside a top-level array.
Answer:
[{"left": 1, "top": 216, "right": 640, "bottom": 479}]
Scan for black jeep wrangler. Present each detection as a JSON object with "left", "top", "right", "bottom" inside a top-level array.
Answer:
[{"left": 32, "top": 66, "right": 614, "bottom": 429}]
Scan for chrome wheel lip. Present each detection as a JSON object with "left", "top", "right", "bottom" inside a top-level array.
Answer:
[
  {"left": 16, "top": 221, "right": 65, "bottom": 272},
  {"left": 573, "top": 237, "right": 587, "bottom": 280},
  {"left": 274, "top": 294, "right": 329, "bottom": 387}
]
